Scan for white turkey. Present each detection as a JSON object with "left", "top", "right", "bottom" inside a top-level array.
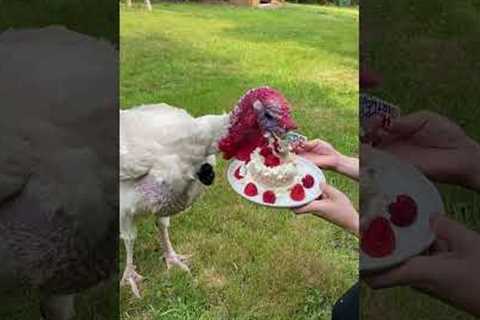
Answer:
[
  {"left": 0, "top": 26, "right": 117, "bottom": 319},
  {"left": 126, "top": 0, "right": 152, "bottom": 10},
  {"left": 120, "top": 86, "right": 297, "bottom": 297}
]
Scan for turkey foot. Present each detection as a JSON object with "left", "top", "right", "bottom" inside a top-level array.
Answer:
[
  {"left": 164, "top": 252, "right": 191, "bottom": 272},
  {"left": 121, "top": 264, "right": 144, "bottom": 298}
]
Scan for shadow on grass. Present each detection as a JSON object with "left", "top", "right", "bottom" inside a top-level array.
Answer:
[
  {"left": 120, "top": 32, "right": 358, "bottom": 120},
  {"left": 147, "top": 3, "right": 358, "bottom": 68}
]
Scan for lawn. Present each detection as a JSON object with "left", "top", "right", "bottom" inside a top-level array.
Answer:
[{"left": 120, "top": 2, "right": 358, "bottom": 320}]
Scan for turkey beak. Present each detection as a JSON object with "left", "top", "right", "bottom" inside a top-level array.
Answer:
[
  {"left": 283, "top": 117, "right": 297, "bottom": 132},
  {"left": 197, "top": 163, "right": 215, "bottom": 186}
]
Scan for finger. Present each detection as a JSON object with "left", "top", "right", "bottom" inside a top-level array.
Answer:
[
  {"left": 385, "top": 112, "right": 430, "bottom": 137},
  {"left": 363, "top": 116, "right": 390, "bottom": 146},
  {"left": 320, "top": 182, "right": 344, "bottom": 200},
  {"left": 426, "top": 238, "right": 450, "bottom": 254},
  {"left": 364, "top": 256, "right": 438, "bottom": 289},
  {"left": 299, "top": 139, "right": 334, "bottom": 153},
  {"left": 296, "top": 153, "right": 334, "bottom": 168},
  {"left": 360, "top": 69, "right": 382, "bottom": 89},
  {"left": 293, "top": 201, "right": 323, "bottom": 214},
  {"left": 295, "top": 139, "right": 321, "bottom": 152},
  {"left": 430, "top": 215, "right": 477, "bottom": 252},
  {"left": 293, "top": 199, "right": 328, "bottom": 214}
]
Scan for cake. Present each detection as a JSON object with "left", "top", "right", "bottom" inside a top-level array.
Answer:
[
  {"left": 246, "top": 147, "right": 298, "bottom": 189},
  {"left": 360, "top": 164, "right": 397, "bottom": 258},
  {"left": 232, "top": 136, "right": 317, "bottom": 204},
  {"left": 360, "top": 147, "right": 419, "bottom": 258}
]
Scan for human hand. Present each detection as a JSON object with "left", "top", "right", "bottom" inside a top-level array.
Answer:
[
  {"left": 293, "top": 183, "right": 359, "bottom": 237},
  {"left": 294, "top": 140, "right": 359, "bottom": 180},
  {"left": 373, "top": 111, "right": 480, "bottom": 190},
  {"left": 360, "top": 68, "right": 382, "bottom": 89},
  {"left": 364, "top": 215, "right": 480, "bottom": 317}
]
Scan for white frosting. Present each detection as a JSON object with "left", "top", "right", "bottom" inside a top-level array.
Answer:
[
  {"left": 360, "top": 165, "right": 390, "bottom": 226},
  {"left": 246, "top": 148, "right": 299, "bottom": 189}
]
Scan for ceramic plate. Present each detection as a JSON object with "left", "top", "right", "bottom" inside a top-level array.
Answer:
[
  {"left": 360, "top": 148, "right": 444, "bottom": 272},
  {"left": 227, "top": 157, "right": 325, "bottom": 208}
]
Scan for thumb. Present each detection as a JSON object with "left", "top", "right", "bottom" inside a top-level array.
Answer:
[
  {"left": 431, "top": 215, "right": 477, "bottom": 253},
  {"left": 360, "top": 70, "right": 382, "bottom": 89},
  {"left": 297, "top": 153, "right": 334, "bottom": 168},
  {"left": 293, "top": 200, "right": 325, "bottom": 215},
  {"left": 297, "top": 140, "right": 320, "bottom": 153},
  {"left": 320, "top": 182, "right": 344, "bottom": 200},
  {"left": 386, "top": 112, "right": 429, "bottom": 137},
  {"left": 293, "top": 184, "right": 336, "bottom": 214},
  {"left": 292, "top": 183, "right": 342, "bottom": 214},
  {"left": 364, "top": 255, "right": 439, "bottom": 289}
]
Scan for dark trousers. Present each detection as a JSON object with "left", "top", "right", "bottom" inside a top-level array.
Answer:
[{"left": 332, "top": 282, "right": 359, "bottom": 320}]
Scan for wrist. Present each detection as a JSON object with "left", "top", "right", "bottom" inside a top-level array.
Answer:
[
  {"left": 467, "top": 146, "right": 480, "bottom": 191},
  {"left": 336, "top": 155, "right": 359, "bottom": 180}
]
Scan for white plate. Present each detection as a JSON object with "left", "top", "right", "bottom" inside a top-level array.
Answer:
[
  {"left": 360, "top": 148, "right": 444, "bottom": 272},
  {"left": 227, "top": 157, "right": 326, "bottom": 208}
]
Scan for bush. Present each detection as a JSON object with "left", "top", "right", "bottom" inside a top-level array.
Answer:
[{"left": 286, "top": 0, "right": 358, "bottom": 5}]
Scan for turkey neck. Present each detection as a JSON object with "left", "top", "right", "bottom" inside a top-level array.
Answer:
[{"left": 194, "top": 113, "right": 231, "bottom": 156}]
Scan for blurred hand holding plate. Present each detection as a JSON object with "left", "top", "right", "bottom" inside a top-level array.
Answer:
[{"left": 360, "top": 146, "right": 444, "bottom": 272}]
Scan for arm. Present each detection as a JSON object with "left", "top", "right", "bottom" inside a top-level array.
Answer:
[
  {"left": 337, "top": 155, "right": 359, "bottom": 181},
  {"left": 465, "top": 148, "right": 480, "bottom": 191},
  {"left": 365, "top": 215, "right": 480, "bottom": 317},
  {"left": 294, "top": 183, "right": 359, "bottom": 237},
  {"left": 294, "top": 139, "right": 359, "bottom": 181},
  {"left": 373, "top": 111, "right": 480, "bottom": 191}
]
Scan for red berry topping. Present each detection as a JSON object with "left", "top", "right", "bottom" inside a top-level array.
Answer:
[
  {"left": 260, "top": 146, "right": 273, "bottom": 157},
  {"left": 244, "top": 183, "right": 258, "bottom": 197},
  {"left": 361, "top": 217, "right": 396, "bottom": 258},
  {"left": 263, "top": 191, "right": 276, "bottom": 204},
  {"left": 290, "top": 184, "right": 305, "bottom": 201},
  {"left": 302, "top": 174, "right": 315, "bottom": 188},
  {"left": 234, "top": 166, "right": 244, "bottom": 180},
  {"left": 264, "top": 154, "right": 281, "bottom": 167},
  {"left": 388, "top": 194, "right": 418, "bottom": 227}
]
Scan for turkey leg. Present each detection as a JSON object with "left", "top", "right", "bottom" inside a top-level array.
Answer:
[
  {"left": 120, "top": 213, "right": 144, "bottom": 298},
  {"left": 158, "top": 217, "right": 190, "bottom": 272},
  {"left": 145, "top": 0, "right": 152, "bottom": 10}
]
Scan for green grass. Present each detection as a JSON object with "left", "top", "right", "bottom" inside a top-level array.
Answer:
[
  {"left": 361, "top": 0, "right": 480, "bottom": 319},
  {"left": 120, "top": 3, "right": 358, "bottom": 319}
]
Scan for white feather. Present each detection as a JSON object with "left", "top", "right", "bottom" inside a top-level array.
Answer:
[{"left": 119, "top": 103, "right": 229, "bottom": 218}]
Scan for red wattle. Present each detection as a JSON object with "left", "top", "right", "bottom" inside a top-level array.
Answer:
[{"left": 217, "top": 87, "right": 294, "bottom": 162}]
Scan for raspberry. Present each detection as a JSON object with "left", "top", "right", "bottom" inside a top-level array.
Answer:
[
  {"left": 234, "top": 166, "right": 244, "bottom": 180},
  {"left": 263, "top": 191, "right": 276, "bottom": 204},
  {"left": 361, "top": 217, "right": 396, "bottom": 257},
  {"left": 260, "top": 146, "right": 273, "bottom": 157},
  {"left": 290, "top": 184, "right": 305, "bottom": 201},
  {"left": 264, "top": 154, "right": 281, "bottom": 167},
  {"left": 302, "top": 174, "right": 315, "bottom": 188},
  {"left": 244, "top": 183, "right": 258, "bottom": 197},
  {"left": 388, "top": 194, "right": 418, "bottom": 227}
]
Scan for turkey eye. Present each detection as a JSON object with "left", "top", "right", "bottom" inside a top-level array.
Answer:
[{"left": 264, "top": 112, "right": 274, "bottom": 120}]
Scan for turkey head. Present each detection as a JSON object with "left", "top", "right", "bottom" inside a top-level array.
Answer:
[{"left": 218, "top": 87, "right": 297, "bottom": 162}]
